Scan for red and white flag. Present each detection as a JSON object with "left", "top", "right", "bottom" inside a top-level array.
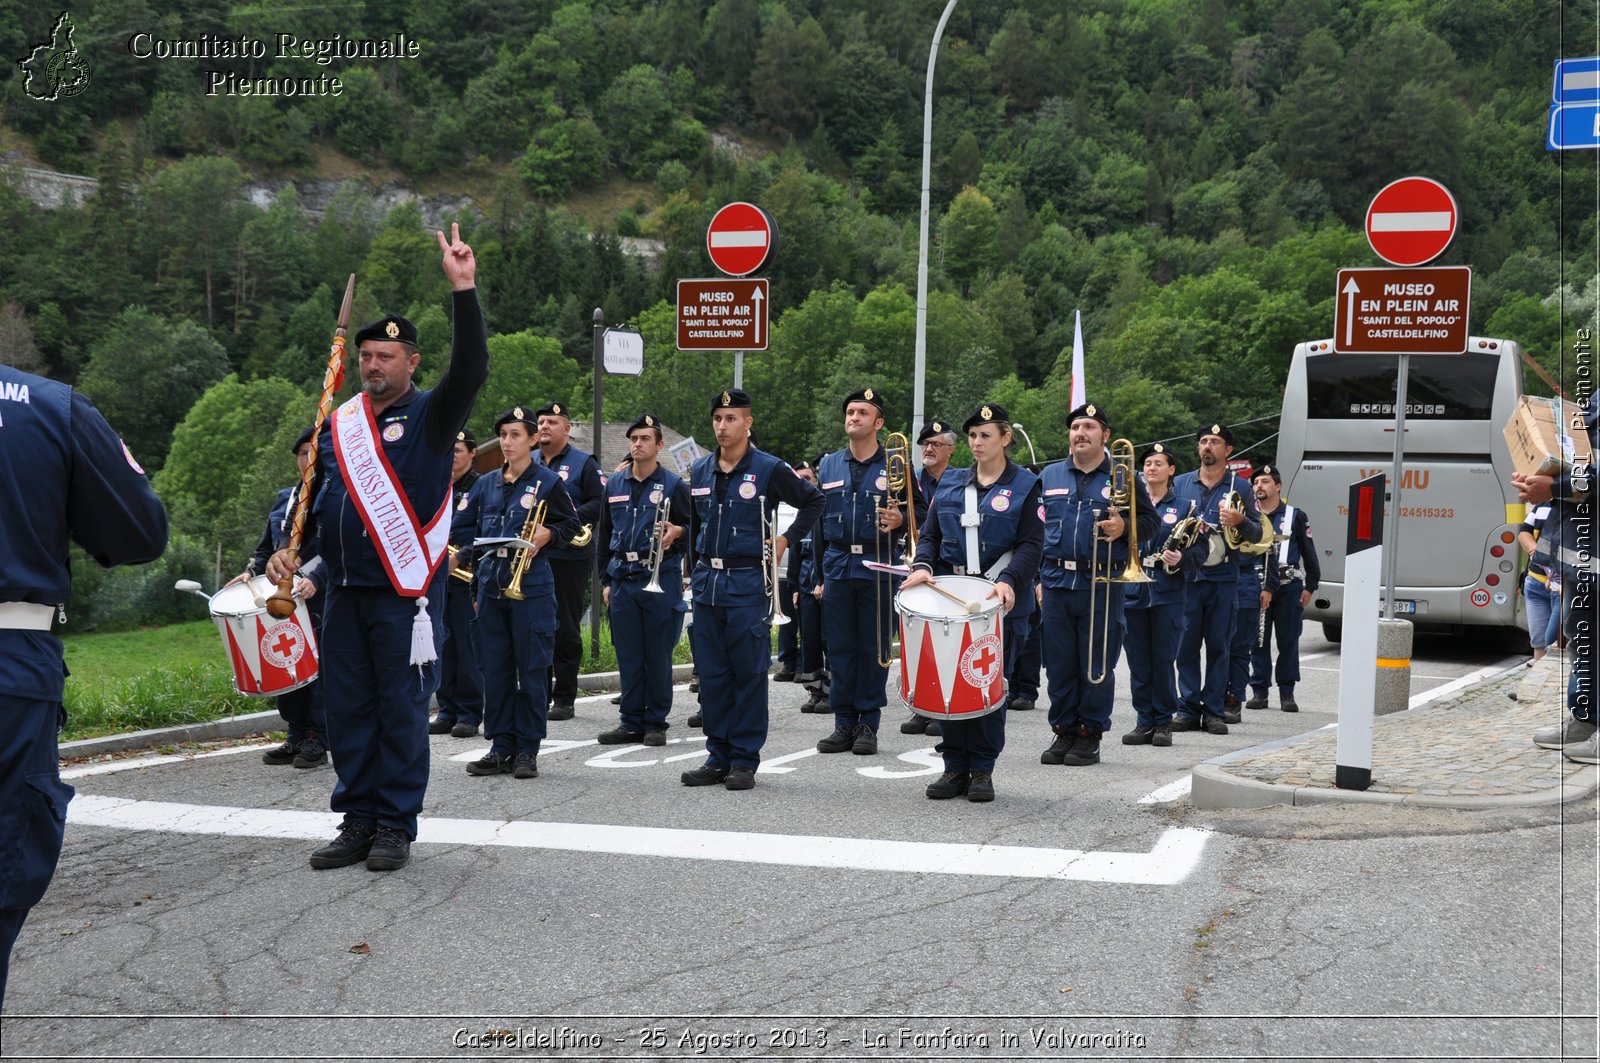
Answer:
[{"left": 1068, "top": 309, "right": 1087, "bottom": 409}]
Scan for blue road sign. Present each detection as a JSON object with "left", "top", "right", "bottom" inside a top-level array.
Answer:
[
  {"left": 1553, "top": 56, "right": 1600, "bottom": 103},
  {"left": 1548, "top": 102, "right": 1600, "bottom": 150}
]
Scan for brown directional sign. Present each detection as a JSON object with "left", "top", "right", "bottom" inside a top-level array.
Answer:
[
  {"left": 1333, "top": 266, "right": 1471, "bottom": 354},
  {"left": 676, "top": 278, "right": 769, "bottom": 351}
]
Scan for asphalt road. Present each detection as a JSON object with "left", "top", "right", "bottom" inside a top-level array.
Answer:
[{"left": 4, "top": 630, "right": 1594, "bottom": 1062}]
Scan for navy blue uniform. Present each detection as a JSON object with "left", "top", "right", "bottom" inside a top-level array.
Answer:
[
  {"left": 1038, "top": 456, "right": 1158, "bottom": 736},
  {"left": 688, "top": 447, "right": 823, "bottom": 771},
  {"left": 911, "top": 462, "right": 1043, "bottom": 773},
  {"left": 600, "top": 464, "right": 692, "bottom": 734},
  {"left": 436, "top": 469, "right": 484, "bottom": 730},
  {"left": 456, "top": 464, "right": 581, "bottom": 759},
  {"left": 1124, "top": 491, "right": 1208, "bottom": 730},
  {"left": 795, "top": 523, "right": 826, "bottom": 687},
  {"left": 0, "top": 365, "right": 167, "bottom": 1010},
  {"left": 1250, "top": 504, "right": 1321, "bottom": 701},
  {"left": 535, "top": 443, "right": 605, "bottom": 708},
  {"left": 1228, "top": 553, "right": 1266, "bottom": 707},
  {"left": 250, "top": 485, "right": 327, "bottom": 745},
  {"left": 1171, "top": 471, "right": 1262, "bottom": 724},
  {"left": 311, "top": 290, "right": 487, "bottom": 841},
  {"left": 817, "top": 446, "right": 927, "bottom": 733}
]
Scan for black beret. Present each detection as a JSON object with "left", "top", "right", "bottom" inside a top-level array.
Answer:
[
  {"left": 291, "top": 425, "right": 316, "bottom": 454},
  {"left": 455, "top": 429, "right": 477, "bottom": 452},
  {"left": 712, "top": 387, "right": 753, "bottom": 412},
  {"left": 1141, "top": 442, "right": 1177, "bottom": 466},
  {"left": 1196, "top": 421, "right": 1235, "bottom": 446},
  {"left": 1253, "top": 463, "right": 1282, "bottom": 484},
  {"left": 843, "top": 386, "right": 885, "bottom": 414},
  {"left": 626, "top": 413, "right": 663, "bottom": 436},
  {"left": 917, "top": 419, "right": 952, "bottom": 444},
  {"left": 494, "top": 406, "right": 539, "bottom": 432},
  {"left": 962, "top": 402, "right": 1010, "bottom": 433},
  {"left": 353, "top": 314, "right": 417, "bottom": 347},
  {"left": 534, "top": 401, "right": 570, "bottom": 420},
  {"left": 1066, "top": 402, "right": 1109, "bottom": 428}
]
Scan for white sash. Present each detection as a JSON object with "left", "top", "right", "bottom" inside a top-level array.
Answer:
[
  {"left": 962, "top": 479, "right": 982, "bottom": 574},
  {"left": 1277, "top": 505, "right": 1296, "bottom": 566},
  {"left": 331, "top": 393, "right": 451, "bottom": 598}
]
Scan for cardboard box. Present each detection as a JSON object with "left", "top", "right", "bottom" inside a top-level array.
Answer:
[{"left": 1504, "top": 395, "right": 1593, "bottom": 477}]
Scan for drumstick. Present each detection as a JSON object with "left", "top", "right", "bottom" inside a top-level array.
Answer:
[{"left": 928, "top": 579, "right": 981, "bottom": 615}]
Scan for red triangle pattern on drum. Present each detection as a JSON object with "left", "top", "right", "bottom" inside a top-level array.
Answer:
[
  {"left": 985, "top": 622, "right": 1006, "bottom": 705},
  {"left": 899, "top": 614, "right": 912, "bottom": 703},
  {"left": 223, "top": 623, "right": 259, "bottom": 695},
  {"left": 948, "top": 623, "right": 983, "bottom": 715},
  {"left": 254, "top": 616, "right": 292, "bottom": 692},
  {"left": 916, "top": 617, "right": 945, "bottom": 716}
]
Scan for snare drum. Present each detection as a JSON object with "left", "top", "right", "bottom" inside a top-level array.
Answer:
[
  {"left": 207, "top": 576, "right": 320, "bottom": 697},
  {"left": 895, "top": 574, "right": 1006, "bottom": 721}
]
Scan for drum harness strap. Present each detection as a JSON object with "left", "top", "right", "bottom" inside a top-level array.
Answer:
[
  {"left": 962, "top": 480, "right": 1013, "bottom": 582},
  {"left": 0, "top": 602, "right": 57, "bottom": 630},
  {"left": 1273, "top": 504, "right": 1304, "bottom": 583}
]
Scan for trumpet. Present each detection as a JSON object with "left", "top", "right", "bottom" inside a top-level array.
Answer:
[
  {"left": 642, "top": 496, "right": 672, "bottom": 594},
  {"left": 882, "top": 431, "right": 918, "bottom": 565},
  {"left": 503, "top": 495, "right": 547, "bottom": 601},
  {"left": 759, "top": 494, "right": 790, "bottom": 626},
  {"left": 447, "top": 544, "right": 474, "bottom": 584},
  {"left": 1089, "top": 438, "right": 1151, "bottom": 684}
]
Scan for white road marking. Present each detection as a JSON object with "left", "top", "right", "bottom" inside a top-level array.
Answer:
[
  {"left": 856, "top": 748, "right": 943, "bottom": 779},
  {"left": 1407, "top": 664, "right": 1510, "bottom": 708},
  {"left": 1138, "top": 776, "right": 1193, "bottom": 804},
  {"left": 61, "top": 743, "right": 278, "bottom": 781},
  {"left": 758, "top": 747, "right": 821, "bottom": 774},
  {"left": 66, "top": 795, "right": 1211, "bottom": 884}
]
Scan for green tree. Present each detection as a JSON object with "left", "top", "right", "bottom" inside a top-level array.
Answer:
[
  {"left": 599, "top": 65, "right": 676, "bottom": 179},
  {"left": 472, "top": 331, "right": 584, "bottom": 442},
  {"left": 751, "top": 10, "right": 831, "bottom": 133},
  {"left": 939, "top": 186, "right": 1000, "bottom": 294}
]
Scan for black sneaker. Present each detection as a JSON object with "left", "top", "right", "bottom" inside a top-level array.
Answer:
[
  {"left": 800, "top": 693, "right": 831, "bottom": 713},
  {"left": 1062, "top": 728, "right": 1101, "bottom": 766},
  {"left": 1151, "top": 725, "right": 1172, "bottom": 747},
  {"left": 966, "top": 772, "right": 995, "bottom": 802},
  {"left": 925, "top": 719, "right": 941, "bottom": 736},
  {"left": 1009, "top": 696, "right": 1036, "bottom": 712},
  {"left": 513, "top": 752, "right": 539, "bottom": 779},
  {"left": 925, "top": 772, "right": 970, "bottom": 799},
  {"left": 1040, "top": 733, "right": 1071, "bottom": 765},
  {"left": 598, "top": 727, "right": 645, "bottom": 745},
  {"left": 851, "top": 725, "right": 878, "bottom": 755},
  {"left": 681, "top": 763, "right": 728, "bottom": 786},
  {"left": 610, "top": 693, "right": 622, "bottom": 704},
  {"left": 309, "top": 821, "right": 374, "bottom": 869},
  {"left": 547, "top": 702, "right": 575, "bottom": 721},
  {"left": 292, "top": 734, "right": 328, "bottom": 769},
  {"left": 1224, "top": 693, "right": 1241, "bottom": 712},
  {"left": 365, "top": 827, "right": 410, "bottom": 871},
  {"left": 724, "top": 766, "right": 756, "bottom": 790},
  {"left": 817, "top": 727, "right": 855, "bottom": 753},
  {"left": 427, "top": 715, "right": 454, "bottom": 735},
  {"left": 686, "top": 711, "right": 703, "bottom": 728},
  {"left": 1122, "top": 725, "right": 1154, "bottom": 745},
  {"left": 899, "top": 714, "right": 927, "bottom": 734},
  {"left": 1170, "top": 716, "right": 1200, "bottom": 732},
  {"left": 466, "top": 751, "right": 513, "bottom": 776},
  {"left": 1244, "top": 693, "right": 1268, "bottom": 711},
  {"left": 1280, "top": 695, "right": 1300, "bottom": 713},
  {"left": 450, "top": 721, "right": 479, "bottom": 738},
  {"left": 262, "top": 739, "right": 297, "bottom": 766},
  {"left": 1224, "top": 707, "right": 1242, "bottom": 724},
  {"left": 688, "top": 674, "right": 699, "bottom": 693},
  {"left": 1202, "top": 715, "right": 1230, "bottom": 735},
  {"left": 642, "top": 730, "right": 667, "bottom": 746},
  {"left": 773, "top": 668, "right": 797, "bottom": 682}
]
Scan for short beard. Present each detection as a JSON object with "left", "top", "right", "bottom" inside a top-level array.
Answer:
[
  {"left": 1199, "top": 451, "right": 1218, "bottom": 467},
  {"left": 363, "top": 376, "right": 392, "bottom": 398}
]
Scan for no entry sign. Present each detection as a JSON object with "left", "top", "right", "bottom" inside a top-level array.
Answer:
[
  {"left": 1364, "top": 177, "right": 1458, "bottom": 267},
  {"left": 706, "top": 202, "right": 775, "bottom": 277}
]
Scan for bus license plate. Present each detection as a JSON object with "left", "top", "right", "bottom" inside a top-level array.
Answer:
[{"left": 1392, "top": 600, "right": 1417, "bottom": 614}]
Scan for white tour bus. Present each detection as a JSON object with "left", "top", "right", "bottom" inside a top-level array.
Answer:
[{"left": 1274, "top": 336, "right": 1527, "bottom": 643}]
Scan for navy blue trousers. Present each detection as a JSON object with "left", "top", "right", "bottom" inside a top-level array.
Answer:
[
  {"left": 691, "top": 599, "right": 771, "bottom": 770},
  {"left": 1125, "top": 600, "right": 1183, "bottom": 728},
  {"left": 608, "top": 578, "right": 684, "bottom": 733},
  {"left": 824, "top": 577, "right": 892, "bottom": 732},
  {"left": 1043, "top": 586, "right": 1122, "bottom": 735},
  {"left": 477, "top": 592, "right": 555, "bottom": 758},
  {"left": 776, "top": 579, "right": 799, "bottom": 670},
  {"left": 274, "top": 601, "right": 325, "bottom": 742},
  {"left": 936, "top": 613, "right": 1029, "bottom": 773},
  {"left": 1010, "top": 614, "right": 1042, "bottom": 698},
  {"left": 798, "top": 589, "right": 826, "bottom": 677},
  {"left": 1177, "top": 578, "right": 1236, "bottom": 720},
  {"left": 436, "top": 578, "right": 483, "bottom": 726},
  {"left": 1250, "top": 586, "right": 1304, "bottom": 694},
  {"left": 319, "top": 585, "right": 442, "bottom": 840},
  {"left": 0, "top": 699, "right": 71, "bottom": 1012},
  {"left": 1228, "top": 603, "right": 1260, "bottom": 700}
]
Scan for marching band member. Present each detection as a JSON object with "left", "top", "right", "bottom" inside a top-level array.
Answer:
[
  {"left": 268, "top": 225, "right": 486, "bottom": 873},
  {"left": 1170, "top": 422, "right": 1262, "bottom": 736},
  {"left": 916, "top": 418, "right": 956, "bottom": 503},
  {"left": 773, "top": 459, "right": 814, "bottom": 683},
  {"left": 815, "top": 388, "right": 925, "bottom": 756},
  {"left": 1226, "top": 469, "right": 1266, "bottom": 725},
  {"left": 902, "top": 402, "right": 1043, "bottom": 802},
  {"left": 0, "top": 361, "right": 167, "bottom": 1010},
  {"left": 681, "top": 388, "right": 823, "bottom": 792},
  {"left": 235, "top": 425, "right": 326, "bottom": 767},
  {"left": 431, "top": 428, "right": 484, "bottom": 738},
  {"left": 1122, "top": 443, "right": 1207, "bottom": 746},
  {"left": 1037, "top": 403, "right": 1156, "bottom": 768},
  {"left": 456, "top": 407, "right": 582, "bottom": 780},
  {"left": 1248, "top": 464, "right": 1320, "bottom": 713},
  {"left": 533, "top": 401, "right": 605, "bottom": 721},
  {"left": 597, "top": 414, "right": 692, "bottom": 746}
]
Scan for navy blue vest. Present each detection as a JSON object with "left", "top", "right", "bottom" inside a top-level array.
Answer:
[
  {"left": 1126, "top": 489, "right": 1192, "bottom": 609},
  {"left": 606, "top": 465, "right": 688, "bottom": 582},
  {"left": 460, "top": 463, "right": 565, "bottom": 601},
  {"left": 1038, "top": 457, "right": 1137, "bottom": 591},
  {"left": 817, "top": 446, "right": 896, "bottom": 581},
  {"left": 690, "top": 446, "right": 783, "bottom": 605},
  {"left": 927, "top": 465, "right": 1040, "bottom": 621}
]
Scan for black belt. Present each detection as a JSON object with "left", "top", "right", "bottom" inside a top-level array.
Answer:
[{"left": 699, "top": 556, "right": 763, "bottom": 571}]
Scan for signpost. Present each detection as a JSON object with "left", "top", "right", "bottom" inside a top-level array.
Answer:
[
  {"left": 1335, "top": 474, "right": 1386, "bottom": 791},
  {"left": 602, "top": 328, "right": 644, "bottom": 376},
  {"left": 1333, "top": 266, "right": 1471, "bottom": 355},
  {"left": 705, "top": 202, "right": 775, "bottom": 277},
  {"left": 1547, "top": 57, "right": 1600, "bottom": 150},
  {"left": 1363, "top": 176, "right": 1458, "bottom": 267},
  {"left": 675, "top": 278, "right": 769, "bottom": 351}
]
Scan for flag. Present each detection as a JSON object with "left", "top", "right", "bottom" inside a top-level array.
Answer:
[{"left": 1069, "top": 309, "right": 1086, "bottom": 408}]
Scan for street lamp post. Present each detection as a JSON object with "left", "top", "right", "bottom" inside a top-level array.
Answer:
[{"left": 912, "top": 0, "right": 961, "bottom": 443}]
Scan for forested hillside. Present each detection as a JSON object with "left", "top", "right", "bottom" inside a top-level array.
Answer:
[{"left": 1, "top": 0, "right": 1594, "bottom": 626}]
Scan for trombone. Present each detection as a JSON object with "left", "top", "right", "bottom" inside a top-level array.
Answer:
[
  {"left": 759, "top": 494, "right": 790, "bottom": 626},
  {"left": 1088, "top": 438, "right": 1152, "bottom": 684},
  {"left": 882, "top": 431, "right": 918, "bottom": 565},
  {"left": 642, "top": 496, "right": 672, "bottom": 593}
]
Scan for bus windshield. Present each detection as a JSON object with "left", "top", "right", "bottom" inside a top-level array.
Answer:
[{"left": 1306, "top": 353, "right": 1501, "bottom": 422}]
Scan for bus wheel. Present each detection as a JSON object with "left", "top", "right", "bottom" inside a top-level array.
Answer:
[{"left": 1322, "top": 621, "right": 1342, "bottom": 643}]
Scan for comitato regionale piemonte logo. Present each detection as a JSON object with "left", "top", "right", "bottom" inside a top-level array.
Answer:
[{"left": 19, "top": 12, "right": 92, "bottom": 101}]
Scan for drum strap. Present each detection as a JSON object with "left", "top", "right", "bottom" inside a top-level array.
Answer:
[
  {"left": 1277, "top": 505, "right": 1296, "bottom": 566},
  {"left": 963, "top": 481, "right": 981, "bottom": 574},
  {"left": 984, "top": 550, "right": 1014, "bottom": 581}
]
